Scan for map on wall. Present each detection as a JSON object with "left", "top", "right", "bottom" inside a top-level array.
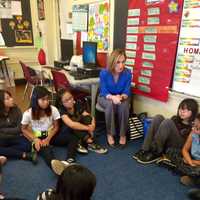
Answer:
[
  {"left": 88, "top": 1, "right": 109, "bottom": 51},
  {"left": 172, "top": 0, "right": 200, "bottom": 97}
]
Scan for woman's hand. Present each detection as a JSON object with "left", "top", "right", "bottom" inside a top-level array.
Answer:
[
  {"left": 111, "top": 95, "right": 122, "bottom": 104},
  {"left": 121, "top": 94, "right": 128, "bottom": 101}
]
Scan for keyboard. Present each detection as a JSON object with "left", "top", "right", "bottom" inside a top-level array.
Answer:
[{"left": 69, "top": 68, "right": 100, "bottom": 80}]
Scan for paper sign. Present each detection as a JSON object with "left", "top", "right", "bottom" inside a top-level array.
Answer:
[
  {"left": 127, "top": 27, "right": 139, "bottom": 34},
  {"left": 142, "top": 52, "right": 156, "bottom": 60},
  {"left": 138, "top": 76, "right": 151, "bottom": 84},
  {"left": 144, "top": 26, "right": 157, "bottom": 33},
  {"left": 141, "top": 69, "right": 152, "bottom": 77},
  {"left": 148, "top": 7, "right": 160, "bottom": 15},
  {"left": 126, "top": 43, "right": 137, "bottom": 50},
  {"left": 147, "top": 17, "right": 160, "bottom": 25},
  {"left": 127, "top": 18, "right": 140, "bottom": 25},
  {"left": 142, "top": 61, "right": 154, "bottom": 68},
  {"left": 126, "top": 50, "right": 136, "bottom": 58},
  {"left": 137, "top": 84, "right": 151, "bottom": 93},
  {"left": 128, "top": 9, "right": 140, "bottom": 17},
  {"left": 126, "top": 35, "right": 138, "bottom": 42},
  {"left": 126, "top": 58, "right": 135, "bottom": 65},
  {"left": 144, "top": 44, "right": 155, "bottom": 51},
  {"left": 144, "top": 35, "right": 157, "bottom": 43},
  {"left": 11, "top": 1, "right": 22, "bottom": 16}
]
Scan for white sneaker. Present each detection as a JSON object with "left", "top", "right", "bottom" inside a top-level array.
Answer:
[
  {"left": 77, "top": 144, "right": 88, "bottom": 154},
  {"left": 51, "top": 160, "right": 70, "bottom": 175}
]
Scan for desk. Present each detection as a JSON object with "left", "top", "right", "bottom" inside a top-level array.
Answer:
[
  {"left": 0, "top": 56, "right": 10, "bottom": 85},
  {"left": 39, "top": 66, "right": 99, "bottom": 116}
]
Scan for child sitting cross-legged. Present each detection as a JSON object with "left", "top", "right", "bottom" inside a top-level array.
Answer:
[
  {"left": 180, "top": 113, "right": 200, "bottom": 186},
  {"left": 56, "top": 89, "right": 107, "bottom": 155},
  {"left": 161, "top": 113, "right": 200, "bottom": 186}
]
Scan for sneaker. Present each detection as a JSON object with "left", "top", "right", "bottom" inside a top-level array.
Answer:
[
  {"left": 77, "top": 144, "right": 88, "bottom": 154},
  {"left": 88, "top": 143, "right": 108, "bottom": 154},
  {"left": 188, "top": 188, "right": 200, "bottom": 200},
  {"left": 180, "top": 176, "right": 196, "bottom": 186},
  {"left": 132, "top": 149, "right": 146, "bottom": 160},
  {"left": 136, "top": 151, "right": 161, "bottom": 164},
  {"left": 51, "top": 159, "right": 73, "bottom": 175},
  {"left": 25, "top": 152, "right": 38, "bottom": 165}
]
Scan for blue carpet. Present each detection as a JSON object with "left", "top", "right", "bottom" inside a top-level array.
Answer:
[{"left": 1, "top": 133, "right": 190, "bottom": 200}]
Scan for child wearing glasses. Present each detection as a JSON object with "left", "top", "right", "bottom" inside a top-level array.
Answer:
[{"left": 56, "top": 89, "right": 107, "bottom": 157}]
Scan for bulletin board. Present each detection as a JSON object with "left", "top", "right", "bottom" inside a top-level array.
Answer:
[
  {"left": 172, "top": 1, "right": 200, "bottom": 97},
  {"left": 125, "top": 0, "right": 183, "bottom": 102},
  {"left": 0, "top": 0, "right": 33, "bottom": 47}
]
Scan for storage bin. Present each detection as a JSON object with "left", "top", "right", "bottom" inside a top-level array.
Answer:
[{"left": 143, "top": 117, "right": 152, "bottom": 138}]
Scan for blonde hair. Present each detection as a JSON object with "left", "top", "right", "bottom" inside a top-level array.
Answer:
[{"left": 108, "top": 49, "right": 126, "bottom": 72}]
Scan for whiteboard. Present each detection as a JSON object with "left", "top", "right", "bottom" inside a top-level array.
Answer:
[{"left": 172, "top": 1, "right": 200, "bottom": 97}]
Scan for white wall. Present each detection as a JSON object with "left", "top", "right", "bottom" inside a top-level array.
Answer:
[
  {"left": 0, "top": 0, "right": 60, "bottom": 79},
  {"left": 134, "top": 91, "right": 200, "bottom": 117}
]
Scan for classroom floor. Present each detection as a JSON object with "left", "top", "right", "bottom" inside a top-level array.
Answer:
[
  {"left": 7, "top": 84, "right": 29, "bottom": 111},
  {"left": 2, "top": 84, "right": 190, "bottom": 200}
]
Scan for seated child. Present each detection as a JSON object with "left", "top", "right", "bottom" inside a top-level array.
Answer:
[
  {"left": 180, "top": 113, "right": 200, "bottom": 186},
  {"left": 133, "top": 98, "right": 198, "bottom": 164},
  {"left": 21, "top": 86, "right": 68, "bottom": 170},
  {"left": 37, "top": 164, "right": 96, "bottom": 200},
  {"left": 0, "top": 90, "right": 36, "bottom": 163},
  {"left": 56, "top": 89, "right": 107, "bottom": 154},
  {"left": 162, "top": 113, "right": 200, "bottom": 186}
]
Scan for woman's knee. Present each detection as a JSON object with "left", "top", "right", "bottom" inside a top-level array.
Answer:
[{"left": 120, "top": 99, "right": 130, "bottom": 111}]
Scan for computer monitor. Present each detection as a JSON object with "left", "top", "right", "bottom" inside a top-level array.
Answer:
[
  {"left": 82, "top": 41, "right": 97, "bottom": 66},
  {"left": 61, "top": 39, "right": 73, "bottom": 62}
]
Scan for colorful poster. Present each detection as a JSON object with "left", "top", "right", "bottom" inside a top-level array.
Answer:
[
  {"left": 172, "top": 0, "right": 200, "bottom": 97},
  {"left": 125, "top": 0, "right": 183, "bottom": 102},
  {"left": 88, "top": 1, "right": 109, "bottom": 51}
]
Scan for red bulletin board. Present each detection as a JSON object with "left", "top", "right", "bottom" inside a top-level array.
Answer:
[{"left": 126, "top": 0, "right": 183, "bottom": 101}]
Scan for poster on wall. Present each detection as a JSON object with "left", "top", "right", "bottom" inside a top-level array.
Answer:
[
  {"left": 172, "top": 0, "right": 200, "bottom": 97},
  {"left": 72, "top": 4, "right": 88, "bottom": 32},
  {"left": 88, "top": 1, "right": 109, "bottom": 51},
  {"left": 125, "top": 0, "right": 184, "bottom": 101}
]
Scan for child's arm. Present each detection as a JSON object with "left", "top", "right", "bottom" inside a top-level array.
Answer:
[
  {"left": 62, "top": 114, "right": 91, "bottom": 131},
  {"left": 182, "top": 133, "right": 196, "bottom": 166},
  {"left": 82, "top": 111, "right": 96, "bottom": 135},
  {"left": 41, "top": 119, "right": 59, "bottom": 147},
  {"left": 21, "top": 124, "right": 42, "bottom": 152}
]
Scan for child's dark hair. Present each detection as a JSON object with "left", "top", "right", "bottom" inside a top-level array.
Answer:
[
  {"left": 0, "top": 90, "right": 12, "bottom": 118},
  {"left": 178, "top": 98, "right": 199, "bottom": 122},
  {"left": 31, "top": 86, "right": 51, "bottom": 120},
  {"left": 55, "top": 164, "right": 96, "bottom": 200}
]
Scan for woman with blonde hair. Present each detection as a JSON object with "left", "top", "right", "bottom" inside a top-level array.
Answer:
[{"left": 97, "top": 49, "right": 132, "bottom": 147}]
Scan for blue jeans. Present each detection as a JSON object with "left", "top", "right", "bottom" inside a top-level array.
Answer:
[
  {"left": 0, "top": 136, "right": 31, "bottom": 159},
  {"left": 51, "top": 125, "right": 79, "bottom": 160}
]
